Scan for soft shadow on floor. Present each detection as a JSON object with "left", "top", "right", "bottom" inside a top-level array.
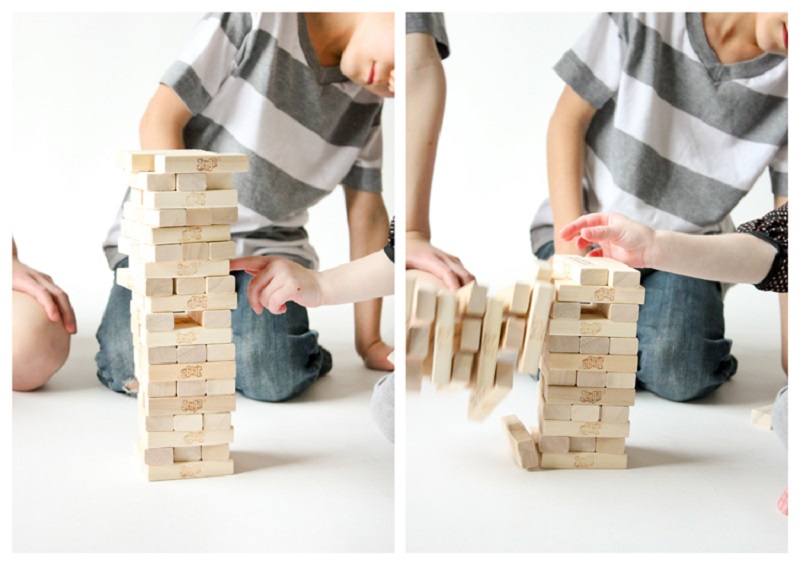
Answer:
[
  {"left": 625, "top": 446, "right": 712, "bottom": 469},
  {"left": 232, "top": 450, "right": 322, "bottom": 474}
]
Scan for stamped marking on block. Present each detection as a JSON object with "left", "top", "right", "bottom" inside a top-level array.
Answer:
[
  {"left": 593, "top": 288, "right": 615, "bottom": 302},
  {"left": 180, "top": 463, "right": 202, "bottom": 478},
  {"left": 197, "top": 157, "right": 220, "bottom": 172},
  {"left": 580, "top": 390, "right": 603, "bottom": 404},
  {"left": 181, "top": 399, "right": 205, "bottom": 413},
  {"left": 186, "top": 192, "right": 207, "bottom": 206},
  {"left": 582, "top": 355, "right": 604, "bottom": 370},
  {"left": 176, "top": 331, "right": 197, "bottom": 345},
  {"left": 186, "top": 296, "right": 208, "bottom": 309},
  {"left": 580, "top": 423, "right": 601, "bottom": 436},
  {"left": 183, "top": 431, "right": 205, "bottom": 445},
  {"left": 181, "top": 365, "right": 203, "bottom": 379},
  {"left": 580, "top": 322, "right": 602, "bottom": 336},
  {"left": 574, "top": 455, "right": 596, "bottom": 468},
  {"left": 176, "top": 262, "right": 198, "bottom": 276}
]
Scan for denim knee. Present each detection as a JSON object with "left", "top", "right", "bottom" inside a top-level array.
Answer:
[{"left": 95, "top": 258, "right": 137, "bottom": 394}]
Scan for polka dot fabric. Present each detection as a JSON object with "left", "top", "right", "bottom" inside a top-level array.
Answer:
[{"left": 736, "top": 203, "right": 788, "bottom": 293}]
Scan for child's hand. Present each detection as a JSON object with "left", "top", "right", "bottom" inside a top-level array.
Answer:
[
  {"left": 559, "top": 212, "right": 655, "bottom": 268},
  {"left": 12, "top": 258, "right": 77, "bottom": 334},
  {"left": 406, "top": 233, "right": 474, "bottom": 291},
  {"left": 231, "top": 256, "right": 323, "bottom": 315}
]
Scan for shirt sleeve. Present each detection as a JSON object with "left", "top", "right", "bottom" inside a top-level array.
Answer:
[
  {"left": 383, "top": 217, "right": 395, "bottom": 263},
  {"left": 736, "top": 203, "right": 788, "bottom": 292},
  {"left": 769, "top": 144, "right": 788, "bottom": 197},
  {"left": 554, "top": 12, "right": 630, "bottom": 109},
  {"left": 406, "top": 13, "right": 450, "bottom": 60},
  {"left": 161, "top": 12, "right": 255, "bottom": 116}
]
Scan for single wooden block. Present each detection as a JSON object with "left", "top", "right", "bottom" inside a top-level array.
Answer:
[
  {"left": 177, "top": 379, "right": 207, "bottom": 397},
  {"left": 595, "top": 437, "right": 626, "bottom": 454},
  {"left": 154, "top": 153, "right": 249, "bottom": 174},
  {"left": 122, "top": 218, "right": 231, "bottom": 246},
  {"left": 188, "top": 309, "right": 232, "bottom": 329},
  {"left": 143, "top": 459, "right": 234, "bottom": 481},
  {"left": 123, "top": 201, "right": 186, "bottom": 227},
  {"left": 474, "top": 297, "right": 504, "bottom": 389},
  {"left": 177, "top": 344, "right": 207, "bottom": 364},
  {"left": 751, "top": 404, "right": 774, "bottom": 430},
  {"left": 136, "top": 186, "right": 237, "bottom": 210},
  {"left": 141, "top": 323, "right": 232, "bottom": 348},
  {"left": 571, "top": 404, "right": 601, "bottom": 422},
  {"left": 144, "top": 312, "right": 175, "bottom": 332},
  {"left": 144, "top": 394, "right": 237, "bottom": 417},
  {"left": 550, "top": 301, "right": 581, "bottom": 320},
  {"left": 406, "top": 359, "right": 423, "bottom": 392},
  {"left": 203, "top": 412, "right": 232, "bottom": 431},
  {"left": 206, "top": 343, "right": 236, "bottom": 362},
  {"left": 176, "top": 172, "right": 208, "bottom": 192},
  {"left": 450, "top": 352, "right": 473, "bottom": 389},
  {"left": 544, "top": 385, "right": 635, "bottom": 407},
  {"left": 144, "top": 346, "right": 178, "bottom": 365},
  {"left": 127, "top": 258, "right": 230, "bottom": 279},
  {"left": 173, "top": 446, "right": 202, "bottom": 462},
  {"left": 143, "top": 415, "right": 174, "bottom": 432},
  {"left": 179, "top": 243, "right": 209, "bottom": 262},
  {"left": 406, "top": 325, "right": 430, "bottom": 361},
  {"left": 206, "top": 379, "right": 235, "bottom": 396},
  {"left": 130, "top": 172, "right": 176, "bottom": 191},
  {"left": 185, "top": 207, "right": 213, "bottom": 226},
  {"left": 553, "top": 255, "right": 609, "bottom": 286},
  {"left": 208, "top": 240, "right": 236, "bottom": 260},
  {"left": 577, "top": 371, "right": 607, "bottom": 388},
  {"left": 540, "top": 363, "right": 577, "bottom": 386},
  {"left": 590, "top": 256, "right": 641, "bottom": 287},
  {"left": 538, "top": 435, "right": 569, "bottom": 453},
  {"left": 600, "top": 405, "right": 630, "bottom": 423},
  {"left": 545, "top": 334, "right": 580, "bottom": 354},
  {"left": 143, "top": 381, "right": 176, "bottom": 398},
  {"left": 137, "top": 360, "right": 235, "bottom": 383},
  {"left": 543, "top": 350, "right": 638, "bottom": 373},
  {"left": 129, "top": 188, "right": 143, "bottom": 205},
  {"left": 143, "top": 447, "right": 174, "bottom": 466},
  {"left": 119, "top": 149, "right": 213, "bottom": 173},
  {"left": 609, "top": 337, "right": 639, "bottom": 356},
  {"left": 496, "top": 283, "right": 532, "bottom": 316},
  {"left": 597, "top": 302, "right": 640, "bottom": 322},
  {"left": 540, "top": 418, "right": 630, "bottom": 438},
  {"left": 142, "top": 427, "right": 234, "bottom": 450},
  {"left": 431, "top": 291, "right": 457, "bottom": 388},
  {"left": 548, "top": 311, "right": 637, "bottom": 338},
  {"left": 145, "top": 278, "right": 174, "bottom": 297},
  {"left": 540, "top": 452, "right": 627, "bottom": 470},
  {"left": 530, "top": 259, "right": 554, "bottom": 282},
  {"left": 501, "top": 415, "right": 539, "bottom": 469},
  {"left": 497, "top": 316, "right": 526, "bottom": 362},
  {"left": 202, "top": 444, "right": 230, "bottom": 461},
  {"left": 606, "top": 372, "right": 637, "bottom": 389},
  {"left": 569, "top": 436, "right": 597, "bottom": 453},
  {"left": 456, "top": 281, "right": 488, "bottom": 317},
  {"left": 540, "top": 400, "right": 572, "bottom": 421},
  {"left": 145, "top": 292, "right": 237, "bottom": 313},
  {"left": 173, "top": 414, "right": 204, "bottom": 432},
  {"left": 517, "top": 281, "right": 555, "bottom": 374},
  {"left": 206, "top": 275, "right": 236, "bottom": 294},
  {"left": 211, "top": 207, "right": 239, "bottom": 224},
  {"left": 206, "top": 172, "right": 234, "bottom": 189},
  {"left": 467, "top": 361, "right": 514, "bottom": 421},
  {"left": 175, "top": 276, "right": 206, "bottom": 295},
  {"left": 119, "top": 239, "right": 182, "bottom": 263},
  {"left": 579, "top": 336, "right": 610, "bottom": 355},
  {"left": 554, "top": 279, "right": 645, "bottom": 305},
  {"left": 456, "top": 318, "right": 482, "bottom": 353},
  {"left": 409, "top": 286, "right": 436, "bottom": 328}
]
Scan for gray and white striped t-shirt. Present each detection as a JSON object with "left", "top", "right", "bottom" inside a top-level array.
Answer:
[
  {"left": 105, "top": 12, "right": 384, "bottom": 270},
  {"left": 531, "top": 12, "right": 788, "bottom": 253}
]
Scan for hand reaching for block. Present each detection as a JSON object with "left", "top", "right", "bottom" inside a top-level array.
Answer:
[
  {"left": 231, "top": 256, "right": 323, "bottom": 315},
  {"left": 559, "top": 212, "right": 655, "bottom": 269}
]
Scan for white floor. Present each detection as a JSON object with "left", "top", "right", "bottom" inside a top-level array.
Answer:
[
  {"left": 12, "top": 304, "right": 394, "bottom": 553},
  {"left": 406, "top": 284, "right": 789, "bottom": 553}
]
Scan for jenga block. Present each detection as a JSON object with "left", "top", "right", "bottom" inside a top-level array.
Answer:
[
  {"left": 179, "top": 243, "right": 209, "bottom": 263},
  {"left": 450, "top": 352, "right": 473, "bottom": 389},
  {"left": 407, "top": 326, "right": 430, "bottom": 361},
  {"left": 431, "top": 291, "right": 456, "bottom": 388},
  {"left": 206, "top": 172, "right": 234, "bottom": 189},
  {"left": 119, "top": 238, "right": 182, "bottom": 263},
  {"left": 143, "top": 415, "right": 174, "bottom": 432},
  {"left": 550, "top": 301, "right": 581, "bottom": 320},
  {"left": 143, "top": 459, "right": 234, "bottom": 481},
  {"left": 145, "top": 292, "right": 237, "bottom": 313},
  {"left": 202, "top": 444, "right": 230, "bottom": 461},
  {"left": 140, "top": 323, "right": 232, "bottom": 348},
  {"left": 600, "top": 405, "right": 630, "bottom": 423},
  {"left": 540, "top": 399, "right": 572, "bottom": 421},
  {"left": 154, "top": 153, "right": 249, "bottom": 174},
  {"left": 597, "top": 302, "right": 639, "bottom": 322},
  {"left": 211, "top": 207, "right": 238, "bottom": 224},
  {"left": 122, "top": 217, "right": 230, "bottom": 245},
  {"left": 579, "top": 336, "right": 610, "bottom": 355},
  {"left": 548, "top": 311, "right": 637, "bottom": 338},
  {"left": 609, "top": 338, "right": 639, "bottom": 356},
  {"left": 751, "top": 404, "right": 774, "bottom": 430},
  {"left": 206, "top": 275, "right": 236, "bottom": 294},
  {"left": 543, "top": 350, "right": 638, "bottom": 373},
  {"left": 188, "top": 309, "right": 232, "bottom": 329},
  {"left": 142, "top": 427, "right": 234, "bottom": 449},
  {"left": 143, "top": 346, "right": 178, "bottom": 365},
  {"left": 206, "top": 379, "right": 235, "bottom": 396},
  {"left": 456, "top": 318, "right": 482, "bottom": 353},
  {"left": 545, "top": 334, "right": 580, "bottom": 353},
  {"left": 554, "top": 279, "right": 645, "bottom": 305},
  {"left": 137, "top": 360, "right": 235, "bottom": 383},
  {"left": 606, "top": 372, "right": 637, "bottom": 389},
  {"left": 497, "top": 316, "right": 526, "bottom": 362},
  {"left": 539, "top": 419, "right": 630, "bottom": 438},
  {"left": 530, "top": 259, "right": 553, "bottom": 282},
  {"left": 203, "top": 412, "right": 232, "bottom": 431},
  {"left": 130, "top": 172, "right": 176, "bottom": 191},
  {"left": 142, "top": 381, "right": 176, "bottom": 398},
  {"left": 144, "top": 395, "right": 237, "bottom": 417},
  {"left": 569, "top": 437, "right": 597, "bottom": 452},
  {"left": 123, "top": 201, "right": 186, "bottom": 227},
  {"left": 405, "top": 272, "right": 414, "bottom": 326},
  {"left": 517, "top": 281, "right": 554, "bottom": 374},
  {"left": 185, "top": 208, "right": 213, "bottom": 226},
  {"left": 177, "top": 379, "right": 207, "bottom": 397},
  {"left": 596, "top": 437, "right": 626, "bottom": 454},
  {"left": 589, "top": 257, "right": 641, "bottom": 287},
  {"left": 577, "top": 371, "right": 607, "bottom": 388},
  {"left": 553, "top": 255, "right": 608, "bottom": 286},
  {"left": 206, "top": 343, "right": 236, "bottom": 362},
  {"left": 406, "top": 359, "right": 424, "bottom": 392},
  {"left": 129, "top": 188, "right": 143, "bottom": 205},
  {"left": 128, "top": 258, "right": 230, "bottom": 279},
  {"left": 540, "top": 363, "right": 577, "bottom": 386},
  {"left": 538, "top": 435, "right": 569, "bottom": 453},
  {"left": 496, "top": 283, "right": 532, "bottom": 316},
  {"left": 501, "top": 415, "right": 539, "bottom": 469},
  {"left": 467, "top": 361, "right": 514, "bottom": 421},
  {"left": 208, "top": 241, "right": 236, "bottom": 260},
  {"left": 474, "top": 297, "right": 504, "bottom": 389},
  {"left": 540, "top": 452, "right": 627, "bottom": 469},
  {"left": 143, "top": 447, "right": 174, "bottom": 466},
  {"left": 119, "top": 149, "right": 214, "bottom": 173},
  {"left": 571, "top": 404, "right": 601, "bottom": 422},
  {"left": 173, "top": 446, "right": 203, "bottom": 462},
  {"left": 177, "top": 344, "right": 207, "bottom": 364},
  {"left": 456, "top": 281, "right": 488, "bottom": 317},
  {"left": 173, "top": 414, "right": 204, "bottom": 432},
  {"left": 120, "top": 273, "right": 175, "bottom": 297},
  {"left": 409, "top": 286, "right": 436, "bottom": 328},
  {"left": 176, "top": 173, "right": 207, "bottom": 192},
  {"left": 543, "top": 385, "right": 635, "bottom": 407},
  {"left": 144, "top": 312, "right": 175, "bottom": 332},
  {"left": 175, "top": 277, "right": 206, "bottom": 295}
]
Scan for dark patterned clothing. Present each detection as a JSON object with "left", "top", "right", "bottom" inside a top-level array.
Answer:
[
  {"left": 736, "top": 203, "right": 788, "bottom": 292},
  {"left": 383, "top": 217, "right": 395, "bottom": 263}
]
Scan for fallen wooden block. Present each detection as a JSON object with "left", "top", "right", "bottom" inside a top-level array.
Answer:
[
  {"left": 474, "top": 297, "right": 504, "bottom": 389},
  {"left": 456, "top": 281, "right": 488, "bottom": 318},
  {"left": 517, "top": 281, "right": 554, "bottom": 374},
  {"left": 467, "top": 362, "right": 514, "bottom": 421},
  {"left": 530, "top": 259, "right": 554, "bottom": 282},
  {"left": 455, "top": 318, "right": 482, "bottom": 353},
  {"left": 501, "top": 415, "right": 539, "bottom": 469},
  {"left": 496, "top": 283, "right": 532, "bottom": 316},
  {"left": 751, "top": 404, "right": 774, "bottom": 430},
  {"left": 497, "top": 316, "right": 526, "bottom": 362},
  {"left": 409, "top": 286, "right": 436, "bottom": 328},
  {"left": 431, "top": 291, "right": 456, "bottom": 389},
  {"left": 449, "top": 352, "right": 473, "bottom": 389},
  {"left": 407, "top": 326, "right": 431, "bottom": 361}
]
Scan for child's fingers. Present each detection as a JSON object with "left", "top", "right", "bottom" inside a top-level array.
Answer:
[
  {"left": 580, "top": 224, "right": 622, "bottom": 244},
  {"left": 230, "top": 256, "right": 272, "bottom": 273},
  {"left": 559, "top": 213, "right": 609, "bottom": 241},
  {"left": 247, "top": 268, "right": 278, "bottom": 314},
  {"left": 265, "top": 283, "right": 298, "bottom": 315}
]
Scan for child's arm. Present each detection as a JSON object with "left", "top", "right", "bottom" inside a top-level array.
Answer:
[
  {"left": 231, "top": 250, "right": 393, "bottom": 315},
  {"left": 139, "top": 84, "right": 192, "bottom": 149},
  {"left": 548, "top": 86, "right": 598, "bottom": 256},
  {"left": 560, "top": 212, "right": 777, "bottom": 285},
  {"left": 406, "top": 32, "right": 474, "bottom": 290}
]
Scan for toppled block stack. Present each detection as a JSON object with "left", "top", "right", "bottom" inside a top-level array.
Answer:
[{"left": 115, "top": 149, "right": 248, "bottom": 481}]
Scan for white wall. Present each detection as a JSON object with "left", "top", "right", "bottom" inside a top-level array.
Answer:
[{"left": 10, "top": 12, "right": 394, "bottom": 335}]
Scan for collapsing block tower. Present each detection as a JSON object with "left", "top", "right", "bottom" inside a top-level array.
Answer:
[
  {"left": 115, "top": 150, "right": 249, "bottom": 481},
  {"left": 535, "top": 255, "right": 644, "bottom": 469}
]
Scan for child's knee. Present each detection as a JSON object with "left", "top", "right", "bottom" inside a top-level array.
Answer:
[{"left": 12, "top": 292, "right": 71, "bottom": 391}]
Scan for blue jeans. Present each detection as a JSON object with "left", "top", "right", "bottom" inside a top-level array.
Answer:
[
  {"left": 535, "top": 241, "right": 737, "bottom": 402},
  {"left": 95, "top": 257, "right": 332, "bottom": 402}
]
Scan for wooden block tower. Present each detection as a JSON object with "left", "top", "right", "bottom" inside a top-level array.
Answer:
[{"left": 115, "top": 149, "right": 248, "bottom": 481}]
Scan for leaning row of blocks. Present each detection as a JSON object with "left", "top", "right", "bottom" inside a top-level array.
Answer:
[
  {"left": 502, "top": 255, "right": 645, "bottom": 470},
  {"left": 115, "top": 149, "right": 248, "bottom": 481}
]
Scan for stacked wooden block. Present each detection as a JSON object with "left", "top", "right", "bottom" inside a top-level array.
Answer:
[
  {"left": 115, "top": 149, "right": 248, "bottom": 481},
  {"left": 406, "top": 261, "right": 554, "bottom": 421},
  {"left": 535, "top": 255, "right": 644, "bottom": 470}
]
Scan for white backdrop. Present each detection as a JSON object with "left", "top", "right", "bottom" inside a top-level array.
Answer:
[
  {"left": 429, "top": 12, "right": 777, "bottom": 294},
  {"left": 10, "top": 12, "right": 395, "bottom": 336}
]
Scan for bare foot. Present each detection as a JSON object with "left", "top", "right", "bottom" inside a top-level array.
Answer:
[{"left": 778, "top": 488, "right": 788, "bottom": 516}]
